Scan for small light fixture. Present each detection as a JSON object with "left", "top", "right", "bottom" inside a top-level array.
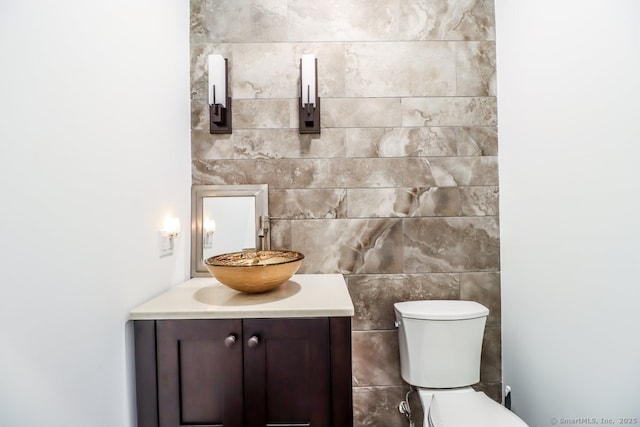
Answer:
[
  {"left": 208, "top": 54, "right": 232, "bottom": 134},
  {"left": 299, "top": 54, "right": 320, "bottom": 134},
  {"left": 203, "top": 218, "right": 216, "bottom": 249},
  {"left": 160, "top": 216, "right": 181, "bottom": 257}
]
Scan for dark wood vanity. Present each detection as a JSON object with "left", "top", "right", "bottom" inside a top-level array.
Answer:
[{"left": 130, "top": 275, "right": 354, "bottom": 427}]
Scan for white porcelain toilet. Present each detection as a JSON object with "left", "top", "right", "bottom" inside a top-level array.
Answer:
[{"left": 394, "top": 300, "right": 528, "bottom": 427}]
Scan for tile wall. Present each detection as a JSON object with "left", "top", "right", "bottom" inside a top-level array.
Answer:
[{"left": 190, "top": 1, "right": 499, "bottom": 425}]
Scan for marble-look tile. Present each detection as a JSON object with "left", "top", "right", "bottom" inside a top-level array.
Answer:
[
  {"left": 232, "top": 43, "right": 298, "bottom": 99},
  {"left": 191, "top": 99, "right": 208, "bottom": 131},
  {"left": 293, "top": 129, "right": 347, "bottom": 158},
  {"left": 456, "top": 41, "right": 497, "bottom": 96},
  {"left": 269, "top": 189, "right": 347, "bottom": 219},
  {"left": 287, "top": 98, "right": 299, "bottom": 129},
  {"left": 346, "top": 127, "right": 497, "bottom": 158},
  {"left": 400, "top": 159, "right": 439, "bottom": 188},
  {"left": 286, "top": 159, "right": 347, "bottom": 188},
  {"left": 398, "top": 0, "right": 496, "bottom": 41},
  {"left": 427, "top": 156, "right": 499, "bottom": 186},
  {"left": 402, "top": 97, "right": 497, "bottom": 126},
  {"left": 288, "top": 0, "right": 398, "bottom": 42},
  {"left": 269, "top": 219, "right": 291, "bottom": 249},
  {"left": 233, "top": 99, "right": 291, "bottom": 129},
  {"left": 192, "top": 159, "right": 296, "bottom": 188},
  {"left": 190, "top": 0, "right": 502, "bottom": 423},
  {"left": 347, "top": 188, "right": 416, "bottom": 218},
  {"left": 291, "top": 219, "right": 404, "bottom": 274},
  {"left": 194, "top": 158, "right": 365, "bottom": 188},
  {"left": 348, "top": 188, "right": 470, "bottom": 218},
  {"left": 411, "top": 187, "right": 464, "bottom": 217},
  {"left": 336, "top": 158, "right": 407, "bottom": 188},
  {"left": 190, "top": 0, "right": 209, "bottom": 44},
  {"left": 462, "top": 126, "right": 498, "bottom": 155},
  {"left": 324, "top": 98, "right": 402, "bottom": 128},
  {"left": 195, "top": 98, "right": 295, "bottom": 131},
  {"left": 191, "top": 129, "right": 346, "bottom": 160},
  {"left": 346, "top": 128, "right": 421, "bottom": 158},
  {"left": 352, "top": 331, "right": 403, "bottom": 386},
  {"left": 460, "top": 186, "right": 499, "bottom": 216},
  {"left": 402, "top": 157, "right": 498, "bottom": 187},
  {"left": 404, "top": 186, "right": 497, "bottom": 217},
  {"left": 353, "top": 386, "right": 410, "bottom": 427},
  {"left": 347, "top": 181, "right": 498, "bottom": 218},
  {"left": 481, "top": 327, "right": 502, "bottom": 383},
  {"left": 404, "top": 217, "right": 500, "bottom": 272},
  {"left": 460, "top": 271, "right": 501, "bottom": 326},
  {"left": 228, "top": 42, "right": 347, "bottom": 99},
  {"left": 191, "top": 130, "right": 235, "bottom": 159},
  {"left": 192, "top": 159, "right": 242, "bottom": 186},
  {"left": 191, "top": 0, "right": 288, "bottom": 43},
  {"left": 345, "top": 42, "right": 456, "bottom": 97},
  {"left": 347, "top": 274, "right": 459, "bottom": 330}
]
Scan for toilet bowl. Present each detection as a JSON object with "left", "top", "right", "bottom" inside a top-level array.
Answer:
[
  {"left": 394, "top": 300, "right": 528, "bottom": 427},
  {"left": 418, "top": 388, "right": 527, "bottom": 427}
]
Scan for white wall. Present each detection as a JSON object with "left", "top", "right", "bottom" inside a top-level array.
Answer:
[
  {"left": 0, "top": 1, "right": 190, "bottom": 426},
  {"left": 496, "top": 1, "right": 640, "bottom": 426}
]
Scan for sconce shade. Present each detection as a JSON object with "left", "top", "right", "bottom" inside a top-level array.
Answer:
[
  {"left": 299, "top": 54, "right": 320, "bottom": 134},
  {"left": 208, "top": 54, "right": 232, "bottom": 134},
  {"left": 162, "top": 217, "right": 181, "bottom": 236},
  {"left": 301, "top": 54, "right": 316, "bottom": 107},
  {"left": 204, "top": 219, "right": 216, "bottom": 233},
  {"left": 208, "top": 54, "right": 226, "bottom": 108}
]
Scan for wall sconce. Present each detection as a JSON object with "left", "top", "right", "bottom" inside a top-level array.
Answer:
[
  {"left": 203, "top": 218, "right": 216, "bottom": 249},
  {"left": 208, "top": 54, "right": 232, "bottom": 134},
  {"left": 299, "top": 54, "right": 320, "bottom": 134},
  {"left": 160, "top": 216, "right": 181, "bottom": 257}
]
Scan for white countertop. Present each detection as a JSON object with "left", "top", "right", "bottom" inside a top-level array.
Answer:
[{"left": 129, "top": 274, "right": 354, "bottom": 320}]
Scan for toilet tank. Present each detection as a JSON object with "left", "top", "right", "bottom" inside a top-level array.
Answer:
[{"left": 394, "top": 300, "right": 489, "bottom": 388}]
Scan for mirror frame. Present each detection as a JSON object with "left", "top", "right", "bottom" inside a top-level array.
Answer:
[{"left": 191, "top": 184, "right": 269, "bottom": 277}]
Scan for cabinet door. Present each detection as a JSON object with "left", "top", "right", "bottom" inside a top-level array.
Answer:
[
  {"left": 243, "top": 318, "right": 331, "bottom": 427},
  {"left": 156, "top": 319, "right": 243, "bottom": 427}
]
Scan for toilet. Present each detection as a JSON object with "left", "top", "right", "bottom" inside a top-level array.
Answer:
[{"left": 394, "top": 300, "right": 528, "bottom": 427}]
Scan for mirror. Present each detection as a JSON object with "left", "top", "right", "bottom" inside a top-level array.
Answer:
[{"left": 191, "top": 184, "right": 269, "bottom": 277}]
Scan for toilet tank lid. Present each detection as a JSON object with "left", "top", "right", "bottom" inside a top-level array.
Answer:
[{"left": 394, "top": 300, "right": 489, "bottom": 320}]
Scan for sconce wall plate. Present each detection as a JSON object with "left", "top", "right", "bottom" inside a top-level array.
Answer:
[
  {"left": 209, "top": 97, "right": 232, "bottom": 134},
  {"left": 299, "top": 55, "right": 320, "bottom": 134},
  {"left": 159, "top": 217, "right": 181, "bottom": 257},
  {"left": 299, "top": 97, "right": 320, "bottom": 134},
  {"left": 208, "top": 55, "right": 232, "bottom": 134}
]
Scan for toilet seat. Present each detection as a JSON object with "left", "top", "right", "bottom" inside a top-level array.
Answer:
[{"left": 427, "top": 391, "right": 528, "bottom": 427}]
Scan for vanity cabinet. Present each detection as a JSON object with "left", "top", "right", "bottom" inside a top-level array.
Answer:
[{"left": 134, "top": 316, "right": 352, "bottom": 427}]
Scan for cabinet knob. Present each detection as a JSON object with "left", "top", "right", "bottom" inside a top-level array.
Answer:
[
  {"left": 247, "top": 335, "right": 260, "bottom": 348},
  {"left": 224, "top": 334, "right": 237, "bottom": 347}
]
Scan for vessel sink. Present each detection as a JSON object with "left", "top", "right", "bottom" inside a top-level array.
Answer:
[{"left": 204, "top": 250, "right": 304, "bottom": 293}]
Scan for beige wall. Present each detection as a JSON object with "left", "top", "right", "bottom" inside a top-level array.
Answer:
[
  {"left": 497, "top": 1, "right": 640, "bottom": 425},
  {"left": 1, "top": 1, "right": 191, "bottom": 426},
  {"left": 190, "top": 1, "right": 499, "bottom": 425}
]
